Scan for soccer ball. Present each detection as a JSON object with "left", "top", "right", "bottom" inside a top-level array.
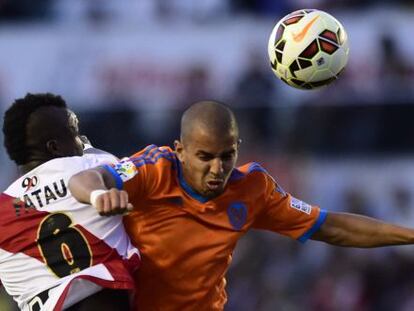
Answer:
[{"left": 268, "top": 9, "right": 349, "bottom": 90}]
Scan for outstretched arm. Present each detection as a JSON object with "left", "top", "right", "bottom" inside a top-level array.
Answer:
[
  {"left": 311, "top": 211, "right": 414, "bottom": 247},
  {"left": 69, "top": 167, "right": 133, "bottom": 215}
]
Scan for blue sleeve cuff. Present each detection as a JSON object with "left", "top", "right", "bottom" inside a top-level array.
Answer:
[
  {"left": 297, "top": 209, "right": 328, "bottom": 243},
  {"left": 102, "top": 165, "right": 123, "bottom": 190}
]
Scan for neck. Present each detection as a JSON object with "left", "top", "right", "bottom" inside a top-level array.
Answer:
[{"left": 19, "top": 160, "right": 47, "bottom": 174}]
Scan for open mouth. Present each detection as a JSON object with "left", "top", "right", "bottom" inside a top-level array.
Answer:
[{"left": 206, "top": 180, "right": 224, "bottom": 191}]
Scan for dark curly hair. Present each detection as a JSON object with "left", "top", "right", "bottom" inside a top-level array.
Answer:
[{"left": 2, "top": 93, "right": 67, "bottom": 165}]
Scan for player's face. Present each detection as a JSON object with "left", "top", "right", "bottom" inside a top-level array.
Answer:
[
  {"left": 47, "top": 108, "right": 84, "bottom": 157},
  {"left": 175, "top": 128, "right": 239, "bottom": 199},
  {"left": 62, "top": 110, "right": 84, "bottom": 156},
  {"left": 24, "top": 106, "right": 84, "bottom": 168}
]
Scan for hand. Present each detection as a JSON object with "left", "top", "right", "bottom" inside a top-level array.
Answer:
[{"left": 90, "top": 188, "right": 134, "bottom": 216}]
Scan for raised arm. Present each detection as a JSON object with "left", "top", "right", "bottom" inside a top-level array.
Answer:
[
  {"left": 69, "top": 167, "right": 133, "bottom": 215},
  {"left": 311, "top": 211, "right": 414, "bottom": 247}
]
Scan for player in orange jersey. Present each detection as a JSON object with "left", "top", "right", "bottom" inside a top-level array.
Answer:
[{"left": 69, "top": 101, "right": 414, "bottom": 311}]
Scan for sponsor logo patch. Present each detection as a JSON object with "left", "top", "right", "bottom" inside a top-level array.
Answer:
[
  {"left": 114, "top": 160, "right": 138, "bottom": 182},
  {"left": 290, "top": 197, "right": 312, "bottom": 214},
  {"left": 227, "top": 202, "right": 247, "bottom": 231}
]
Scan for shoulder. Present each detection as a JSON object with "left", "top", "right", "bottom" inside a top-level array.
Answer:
[
  {"left": 232, "top": 162, "right": 286, "bottom": 194},
  {"left": 82, "top": 152, "right": 119, "bottom": 166},
  {"left": 42, "top": 155, "right": 101, "bottom": 170},
  {"left": 45, "top": 155, "right": 116, "bottom": 172},
  {"left": 129, "top": 145, "right": 176, "bottom": 167},
  {"left": 229, "top": 162, "right": 271, "bottom": 186},
  {"left": 83, "top": 146, "right": 119, "bottom": 161},
  {"left": 235, "top": 162, "right": 271, "bottom": 178},
  {"left": 112, "top": 145, "right": 176, "bottom": 183}
]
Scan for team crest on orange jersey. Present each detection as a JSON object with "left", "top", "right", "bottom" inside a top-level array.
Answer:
[{"left": 227, "top": 202, "right": 247, "bottom": 230}]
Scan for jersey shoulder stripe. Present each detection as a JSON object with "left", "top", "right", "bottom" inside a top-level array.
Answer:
[
  {"left": 105, "top": 146, "right": 176, "bottom": 186},
  {"left": 247, "top": 162, "right": 269, "bottom": 174},
  {"left": 131, "top": 146, "right": 176, "bottom": 168},
  {"left": 132, "top": 145, "right": 174, "bottom": 161},
  {"left": 227, "top": 163, "right": 268, "bottom": 185},
  {"left": 234, "top": 162, "right": 269, "bottom": 178},
  {"left": 235, "top": 162, "right": 287, "bottom": 195}
]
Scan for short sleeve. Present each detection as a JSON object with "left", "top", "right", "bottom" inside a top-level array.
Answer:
[
  {"left": 253, "top": 172, "right": 326, "bottom": 243},
  {"left": 100, "top": 145, "right": 173, "bottom": 203},
  {"left": 102, "top": 158, "right": 146, "bottom": 202}
]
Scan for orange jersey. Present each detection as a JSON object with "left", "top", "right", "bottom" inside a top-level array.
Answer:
[{"left": 104, "top": 145, "right": 326, "bottom": 311}]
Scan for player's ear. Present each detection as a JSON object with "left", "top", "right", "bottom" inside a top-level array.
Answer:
[
  {"left": 46, "top": 139, "right": 59, "bottom": 156},
  {"left": 174, "top": 140, "right": 184, "bottom": 161}
]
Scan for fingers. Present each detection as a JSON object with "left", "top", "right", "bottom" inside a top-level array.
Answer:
[
  {"left": 92, "top": 188, "right": 133, "bottom": 216},
  {"left": 127, "top": 203, "right": 134, "bottom": 211}
]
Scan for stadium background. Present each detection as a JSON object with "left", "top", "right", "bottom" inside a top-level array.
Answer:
[{"left": 0, "top": 0, "right": 414, "bottom": 310}]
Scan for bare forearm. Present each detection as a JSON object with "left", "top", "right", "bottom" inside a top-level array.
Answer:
[
  {"left": 69, "top": 168, "right": 132, "bottom": 215},
  {"left": 69, "top": 169, "right": 110, "bottom": 204},
  {"left": 312, "top": 212, "right": 414, "bottom": 247}
]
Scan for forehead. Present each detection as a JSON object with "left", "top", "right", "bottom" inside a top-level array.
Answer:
[{"left": 185, "top": 126, "right": 238, "bottom": 153}]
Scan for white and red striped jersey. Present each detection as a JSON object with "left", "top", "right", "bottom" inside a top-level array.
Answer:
[{"left": 0, "top": 153, "right": 140, "bottom": 311}]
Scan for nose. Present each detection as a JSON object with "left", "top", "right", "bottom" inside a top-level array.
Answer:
[{"left": 210, "top": 158, "right": 224, "bottom": 176}]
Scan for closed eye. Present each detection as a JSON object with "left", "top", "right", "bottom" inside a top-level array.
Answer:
[{"left": 198, "top": 154, "right": 214, "bottom": 161}]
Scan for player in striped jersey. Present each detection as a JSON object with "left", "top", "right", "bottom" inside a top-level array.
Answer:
[
  {"left": 69, "top": 101, "right": 414, "bottom": 311},
  {"left": 1, "top": 93, "right": 139, "bottom": 311}
]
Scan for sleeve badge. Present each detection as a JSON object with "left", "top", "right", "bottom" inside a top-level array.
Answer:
[{"left": 113, "top": 160, "right": 138, "bottom": 182}]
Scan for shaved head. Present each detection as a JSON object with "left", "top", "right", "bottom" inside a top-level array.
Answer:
[
  {"left": 175, "top": 101, "right": 240, "bottom": 199},
  {"left": 180, "top": 101, "right": 239, "bottom": 144}
]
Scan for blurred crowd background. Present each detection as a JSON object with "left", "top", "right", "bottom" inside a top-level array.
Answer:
[{"left": 0, "top": 0, "right": 414, "bottom": 310}]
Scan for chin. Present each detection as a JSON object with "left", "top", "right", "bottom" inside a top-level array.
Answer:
[{"left": 203, "top": 189, "right": 223, "bottom": 199}]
